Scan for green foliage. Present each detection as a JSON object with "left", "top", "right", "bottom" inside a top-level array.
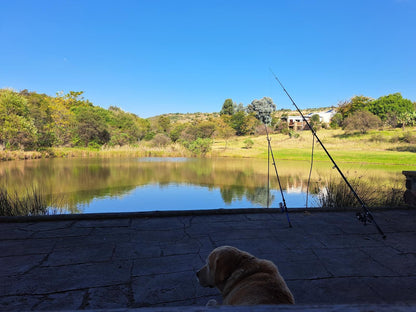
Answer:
[
  {"left": 215, "top": 117, "right": 235, "bottom": 139},
  {"left": 184, "top": 138, "right": 213, "bottom": 156},
  {"left": 243, "top": 138, "right": 254, "bottom": 149},
  {"left": 220, "top": 99, "right": 235, "bottom": 115},
  {"left": 108, "top": 106, "right": 150, "bottom": 144},
  {"left": 337, "top": 96, "right": 373, "bottom": 118},
  {"left": 73, "top": 106, "right": 110, "bottom": 147},
  {"left": 157, "top": 115, "right": 171, "bottom": 133},
  {"left": 288, "top": 130, "right": 300, "bottom": 138},
  {"left": 1, "top": 88, "right": 414, "bottom": 155},
  {"left": 330, "top": 113, "right": 343, "bottom": 129},
  {"left": 0, "top": 89, "right": 152, "bottom": 150},
  {"left": 169, "top": 123, "right": 187, "bottom": 142},
  {"left": 309, "top": 114, "right": 321, "bottom": 131},
  {"left": 180, "top": 121, "right": 216, "bottom": 141},
  {"left": 369, "top": 93, "right": 414, "bottom": 121},
  {"left": 230, "top": 111, "right": 258, "bottom": 135},
  {"left": 0, "top": 90, "right": 38, "bottom": 150},
  {"left": 338, "top": 93, "right": 415, "bottom": 126}
]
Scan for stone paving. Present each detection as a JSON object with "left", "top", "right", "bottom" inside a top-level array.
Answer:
[{"left": 0, "top": 208, "right": 415, "bottom": 311}]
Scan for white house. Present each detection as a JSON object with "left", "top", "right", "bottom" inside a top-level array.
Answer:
[
  {"left": 311, "top": 109, "right": 337, "bottom": 124},
  {"left": 287, "top": 109, "right": 337, "bottom": 130}
]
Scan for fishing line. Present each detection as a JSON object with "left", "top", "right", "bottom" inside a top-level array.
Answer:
[
  {"left": 306, "top": 135, "right": 315, "bottom": 209},
  {"left": 269, "top": 69, "right": 386, "bottom": 239},
  {"left": 265, "top": 124, "right": 292, "bottom": 228}
]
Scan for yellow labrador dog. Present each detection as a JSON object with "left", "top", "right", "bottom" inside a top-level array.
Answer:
[{"left": 197, "top": 246, "right": 294, "bottom": 306}]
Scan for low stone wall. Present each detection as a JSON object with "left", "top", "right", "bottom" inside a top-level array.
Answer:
[{"left": 403, "top": 171, "right": 416, "bottom": 207}]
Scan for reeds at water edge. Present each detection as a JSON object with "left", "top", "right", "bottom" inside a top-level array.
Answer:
[
  {"left": 0, "top": 187, "right": 54, "bottom": 216},
  {"left": 315, "top": 177, "right": 405, "bottom": 210}
]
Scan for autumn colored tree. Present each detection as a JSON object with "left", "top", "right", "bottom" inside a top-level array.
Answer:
[{"left": 342, "top": 110, "right": 382, "bottom": 134}]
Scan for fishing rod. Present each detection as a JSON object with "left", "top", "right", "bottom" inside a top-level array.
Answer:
[
  {"left": 265, "top": 124, "right": 292, "bottom": 228},
  {"left": 269, "top": 69, "right": 386, "bottom": 239}
]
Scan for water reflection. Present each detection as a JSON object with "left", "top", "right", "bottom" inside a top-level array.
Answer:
[{"left": 0, "top": 157, "right": 407, "bottom": 215}]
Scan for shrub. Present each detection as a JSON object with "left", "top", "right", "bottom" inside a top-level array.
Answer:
[
  {"left": 243, "top": 138, "right": 254, "bottom": 149},
  {"left": 184, "top": 138, "right": 212, "bottom": 156},
  {"left": 401, "top": 132, "right": 416, "bottom": 144},
  {"left": 342, "top": 110, "right": 382, "bottom": 134},
  {"left": 152, "top": 133, "right": 171, "bottom": 147},
  {"left": 288, "top": 130, "right": 300, "bottom": 138}
]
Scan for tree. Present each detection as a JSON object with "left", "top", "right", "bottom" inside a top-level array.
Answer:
[
  {"left": 50, "top": 96, "right": 74, "bottom": 146},
  {"left": 309, "top": 114, "right": 321, "bottom": 131},
  {"left": 342, "top": 110, "right": 382, "bottom": 134},
  {"left": 185, "top": 138, "right": 212, "bottom": 156},
  {"left": 247, "top": 97, "right": 276, "bottom": 125},
  {"left": 215, "top": 116, "right": 235, "bottom": 149},
  {"left": 24, "top": 91, "right": 56, "bottom": 147},
  {"left": 0, "top": 89, "right": 38, "bottom": 149},
  {"left": 330, "top": 113, "right": 343, "bottom": 129},
  {"left": 230, "top": 111, "right": 249, "bottom": 135},
  {"left": 169, "top": 123, "right": 187, "bottom": 142},
  {"left": 369, "top": 93, "right": 414, "bottom": 121},
  {"left": 73, "top": 106, "right": 111, "bottom": 147},
  {"left": 220, "top": 99, "right": 235, "bottom": 116},
  {"left": 337, "top": 96, "right": 373, "bottom": 119},
  {"left": 157, "top": 115, "right": 171, "bottom": 134}
]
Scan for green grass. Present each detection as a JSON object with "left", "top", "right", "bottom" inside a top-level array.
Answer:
[{"left": 212, "top": 128, "right": 416, "bottom": 167}]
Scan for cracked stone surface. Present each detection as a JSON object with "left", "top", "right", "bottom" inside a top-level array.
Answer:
[{"left": 0, "top": 209, "right": 416, "bottom": 311}]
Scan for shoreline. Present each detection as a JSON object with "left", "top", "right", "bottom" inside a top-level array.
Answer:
[{"left": 1, "top": 147, "right": 415, "bottom": 168}]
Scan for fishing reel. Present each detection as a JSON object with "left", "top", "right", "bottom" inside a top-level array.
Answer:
[{"left": 356, "top": 211, "right": 373, "bottom": 225}]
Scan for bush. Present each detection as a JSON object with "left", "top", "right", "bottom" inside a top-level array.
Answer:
[
  {"left": 184, "top": 138, "right": 212, "bottom": 156},
  {"left": 401, "top": 132, "right": 416, "bottom": 144},
  {"left": 152, "top": 133, "right": 171, "bottom": 147},
  {"left": 288, "top": 130, "right": 300, "bottom": 138},
  {"left": 342, "top": 110, "right": 382, "bottom": 134},
  {"left": 243, "top": 138, "right": 254, "bottom": 149}
]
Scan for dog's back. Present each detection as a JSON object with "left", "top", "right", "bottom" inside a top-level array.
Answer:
[{"left": 222, "top": 258, "right": 295, "bottom": 305}]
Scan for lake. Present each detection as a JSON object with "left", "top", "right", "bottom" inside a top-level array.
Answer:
[{"left": 0, "top": 157, "right": 408, "bottom": 215}]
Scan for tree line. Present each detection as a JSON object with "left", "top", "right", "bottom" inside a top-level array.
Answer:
[
  {"left": 1, "top": 88, "right": 415, "bottom": 154},
  {"left": 330, "top": 93, "right": 416, "bottom": 133}
]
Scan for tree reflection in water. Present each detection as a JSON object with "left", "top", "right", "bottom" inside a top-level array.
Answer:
[{"left": 0, "top": 157, "right": 405, "bottom": 215}]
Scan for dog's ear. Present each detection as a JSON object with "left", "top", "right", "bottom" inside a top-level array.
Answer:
[{"left": 213, "top": 247, "right": 242, "bottom": 287}]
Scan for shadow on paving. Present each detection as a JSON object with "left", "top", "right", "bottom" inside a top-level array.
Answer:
[{"left": 0, "top": 209, "right": 415, "bottom": 311}]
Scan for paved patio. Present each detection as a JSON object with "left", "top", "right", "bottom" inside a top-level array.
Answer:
[{"left": 0, "top": 208, "right": 415, "bottom": 311}]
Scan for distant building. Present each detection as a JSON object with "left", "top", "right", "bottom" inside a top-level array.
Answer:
[
  {"left": 287, "top": 115, "right": 310, "bottom": 130},
  {"left": 286, "top": 109, "right": 337, "bottom": 130}
]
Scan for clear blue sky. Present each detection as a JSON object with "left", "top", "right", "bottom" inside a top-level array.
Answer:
[{"left": 1, "top": 0, "right": 415, "bottom": 118}]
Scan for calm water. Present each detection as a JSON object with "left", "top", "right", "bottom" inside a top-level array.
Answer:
[{"left": 0, "top": 157, "right": 407, "bottom": 214}]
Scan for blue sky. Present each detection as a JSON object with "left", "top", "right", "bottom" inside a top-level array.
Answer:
[{"left": 1, "top": 0, "right": 415, "bottom": 118}]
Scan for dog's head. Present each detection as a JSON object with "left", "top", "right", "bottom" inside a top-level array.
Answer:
[{"left": 196, "top": 246, "right": 254, "bottom": 291}]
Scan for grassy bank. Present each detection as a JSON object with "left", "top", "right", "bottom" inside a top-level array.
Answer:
[
  {"left": 212, "top": 128, "right": 416, "bottom": 167},
  {"left": 1, "top": 128, "right": 415, "bottom": 167}
]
